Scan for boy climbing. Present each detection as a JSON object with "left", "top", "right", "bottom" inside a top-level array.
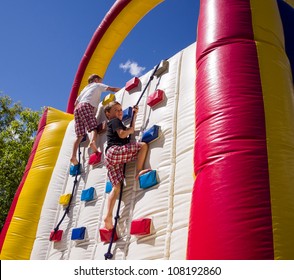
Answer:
[
  {"left": 104, "top": 101, "right": 150, "bottom": 230},
  {"left": 70, "top": 74, "right": 120, "bottom": 166}
]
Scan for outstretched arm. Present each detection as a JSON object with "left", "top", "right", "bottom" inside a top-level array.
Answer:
[{"left": 106, "top": 86, "right": 121, "bottom": 92}]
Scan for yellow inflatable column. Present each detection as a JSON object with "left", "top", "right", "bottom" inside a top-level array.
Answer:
[
  {"left": 251, "top": 0, "right": 294, "bottom": 259},
  {"left": 0, "top": 107, "right": 73, "bottom": 260}
]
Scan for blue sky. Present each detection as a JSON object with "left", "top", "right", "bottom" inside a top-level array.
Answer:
[{"left": 0, "top": 0, "right": 199, "bottom": 112}]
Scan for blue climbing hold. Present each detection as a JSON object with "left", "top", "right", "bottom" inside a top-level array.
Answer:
[
  {"left": 81, "top": 187, "right": 95, "bottom": 201},
  {"left": 71, "top": 227, "right": 86, "bottom": 240},
  {"left": 139, "top": 170, "right": 158, "bottom": 189},
  {"left": 123, "top": 106, "right": 132, "bottom": 122},
  {"left": 105, "top": 181, "right": 113, "bottom": 193},
  {"left": 70, "top": 163, "right": 81, "bottom": 176},
  {"left": 142, "top": 125, "right": 160, "bottom": 143}
]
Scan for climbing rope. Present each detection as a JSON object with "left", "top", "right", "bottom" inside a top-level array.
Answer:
[
  {"left": 50, "top": 144, "right": 81, "bottom": 241},
  {"left": 104, "top": 62, "right": 161, "bottom": 260}
]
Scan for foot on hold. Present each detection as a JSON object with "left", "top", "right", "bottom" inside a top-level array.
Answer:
[
  {"left": 104, "top": 216, "right": 114, "bottom": 230},
  {"left": 138, "top": 169, "right": 158, "bottom": 189},
  {"left": 89, "top": 151, "right": 102, "bottom": 165},
  {"left": 70, "top": 163, "right": 81, "bottom": 176},
  {"left": 135, "top": 169, "right": 152, "bottom": 181},
  {"left": 70, "top": 157, "right": 79, "bottom": 166},
  {"left": 100, "top": 228, "right": 118, "bottom": 243},
  {"left": 89, "top": 142, "right": 98, "bottom": 154}
]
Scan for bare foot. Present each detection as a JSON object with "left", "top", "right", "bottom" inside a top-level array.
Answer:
[
  {"left": 89, "top": 142, "right": 98, "bottom": 153},
  {"left": 70, "top": 157, "right": 79, "bottom": 166},
  {"left": 104, "top": 216, "right": 114, "bottom": 230},
  {"left": 135, "top": 169, "right": 152, "bottom": 180}
]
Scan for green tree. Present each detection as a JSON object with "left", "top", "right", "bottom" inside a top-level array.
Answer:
[{"left": 0, "top": 93, "right": 42, "bottom": 231}]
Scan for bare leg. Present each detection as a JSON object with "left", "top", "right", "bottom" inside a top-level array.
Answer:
[
  {"left": 70, "top": 136, "right": 84, "bottom": 165},
  {"left": 104, "top": 183, "right": 121, "bottom": 230},
  {"left": 89, "top": 129, "right": 98, "bottom": 153},
  {"left": 135, "top": 142, "right": 151, "bottom": 180}
]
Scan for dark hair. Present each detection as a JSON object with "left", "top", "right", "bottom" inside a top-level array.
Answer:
[
  {"left": 104, "top": 101, "right": 121, "bottom": 119},
  {"left": 88, "top": 74, "right": 102, "bottom": 84}
]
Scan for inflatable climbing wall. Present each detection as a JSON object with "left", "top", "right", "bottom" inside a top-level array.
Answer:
[
  {"left": 32, "top": 43, "right": 195, "bottom": 260},
  {"left": 28, "top": 43, "right": 194, "bottom": 260},
  {"left": 4, "top": 42, "right": 195, "bottom": 260},
  {"left": 1, "top": 0, "right": 294, "bottom": 260}
]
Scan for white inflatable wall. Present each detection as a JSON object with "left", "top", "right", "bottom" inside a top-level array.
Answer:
[{"left": 31, "top": 42, "right": 196, "bottom": 260}]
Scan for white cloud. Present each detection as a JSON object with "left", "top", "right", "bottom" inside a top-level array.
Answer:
[{"left": 119, "top": 60, "right": 146, "bottom": 76}]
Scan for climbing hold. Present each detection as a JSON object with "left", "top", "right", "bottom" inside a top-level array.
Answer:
[
  {"left": 71, "top": 227, "right": 86, "bottom": 240},
  {"left": 141, "top": 125, "right": 160, "bottom": 143},
  {"left": 59, "top": 194, "right": 71, "bottom": 206},
  {"left": 89, "top": 151, "right": 102, "bottom": 165},
  {"left": 81, "top": 187, "right": 95, "bottom": 202},
  {"left": 125, "top": 77, "right": 140, "bottom": 91},
  {"left": 99, "top": 228, "right": 118, "bottom": 243},
  {"left": 102, "top": 93, "right": 116, "bottom": 106},
  {"left": 122, "top": 107, "right": 133, "bottom": 122},
  {"left": 97, "top": 121, "right": 107, "bottom": 134},
  {"left": 105, "top": 181, "right": 113, "bottom": 193},
  {"left": 154, "top": 60, "right": 169, "bottom": 77},
  {"left": 147, "top": 89, "right": 165, "bottom": 108},
  {"left": 139, "top": 170, "right": 158, "bottom": 189},
  {"left": 49, "top": 229, "right": 63, "bottom": 242},
  {"left": 70, "top": 164, "right": 81, "bottom": 176},
  {"left": 130, "top": 218, "right": 152, "bottom": 235}
]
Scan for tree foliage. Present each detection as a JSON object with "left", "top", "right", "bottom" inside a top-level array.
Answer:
[{"left": 0, "top": 93, "right": 42, "bottom": 231}]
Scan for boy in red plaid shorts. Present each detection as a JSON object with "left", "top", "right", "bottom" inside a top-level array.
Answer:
[
  {"left": 70, "top": 74, "right": 120, "bottom": 166},
  {"left": 103, "top": 101, "right": 150, "bottom": 230}
]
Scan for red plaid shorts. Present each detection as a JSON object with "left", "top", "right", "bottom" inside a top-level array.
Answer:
[
  {"left": 74, "top": 103, "right": 98, "bottom": 137},
  {"left": 105, "top": 143, "right": 142, "bottom": 186}
]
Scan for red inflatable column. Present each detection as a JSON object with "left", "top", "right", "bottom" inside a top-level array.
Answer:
[{"left": 187, "top": 0, "right": 274, "bottom": 259}]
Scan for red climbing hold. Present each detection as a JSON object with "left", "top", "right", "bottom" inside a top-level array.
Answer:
[
  {"left": 147, "top": 89, "right": 165, "bottom": 108},
  {"left": 89, "top": 151, "right": 102, "bottom": 165},
  {"left": 125, "top": 77, "right": 140, "bottom": 91},
  {"left": 99, "top": 228, "right": 118, "bottom": 243},
  {"left": 130, "top": 218, "right": 152, "bottom": 235},
  {"left": 49, "top": 229, "right": 63, "bottom": 242}
]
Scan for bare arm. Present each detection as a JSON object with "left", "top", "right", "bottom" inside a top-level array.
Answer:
[
  {"left": 106, "top": 86, "right": 121, "bottom": 92},
  {"left": 116, "top": 105, "right": 138, "bottom": 139},
  {"left": 117, "top": 127, "right": 134, "bottom": 139}
]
